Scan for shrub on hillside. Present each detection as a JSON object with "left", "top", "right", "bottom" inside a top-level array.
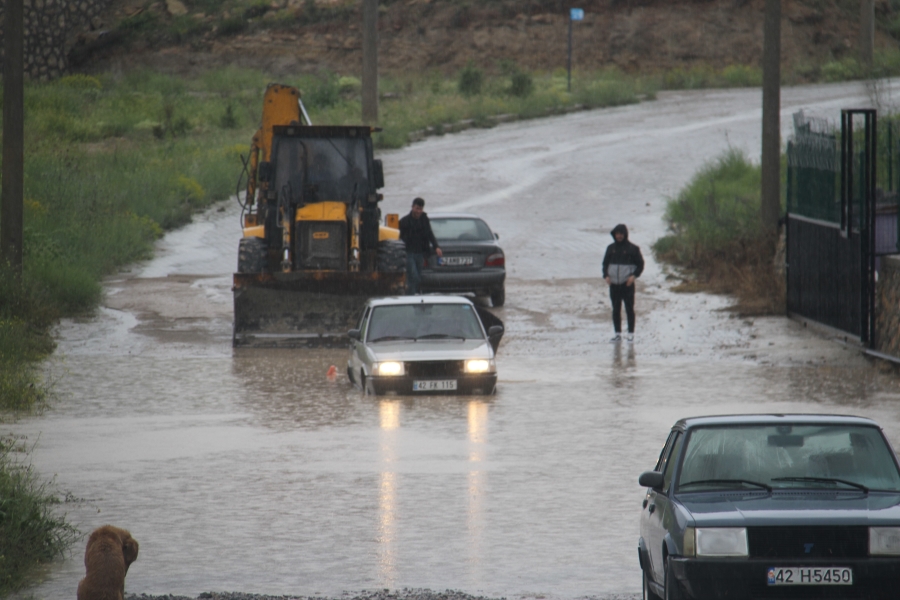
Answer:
[{"left": 458, "top": 62, "right": 483, "bottom": 97}]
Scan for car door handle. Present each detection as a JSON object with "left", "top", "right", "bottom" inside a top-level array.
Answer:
[{"left": 648, "top": 504, "right": 656, "bottom": 514}]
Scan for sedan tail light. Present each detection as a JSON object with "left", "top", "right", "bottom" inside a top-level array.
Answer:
[{"left": 485, "top": 252, "right": 505, "bottom": 267}]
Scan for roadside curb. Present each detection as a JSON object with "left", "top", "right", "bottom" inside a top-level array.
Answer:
[{"left": 406, "top": 104, "right": 591, "bottom": 143}]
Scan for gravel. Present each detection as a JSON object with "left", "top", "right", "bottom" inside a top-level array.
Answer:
[{"left": 125, "top": 589, "right": 640, "bottom": 600}]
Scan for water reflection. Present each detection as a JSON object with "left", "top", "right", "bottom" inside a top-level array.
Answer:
[
  {"left": 611, "top": 342, "right": 637, "bottom": 390},
  {"left": 378, "top": 400, "right": 400, "bottom": 587},
  {"left": 467, "top": 401, "right": 489, "bottom": 581}
]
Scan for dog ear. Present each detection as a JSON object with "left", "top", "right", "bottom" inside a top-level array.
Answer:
[{"left": 122, "top": 535, "right": 139, "bottom": 567}]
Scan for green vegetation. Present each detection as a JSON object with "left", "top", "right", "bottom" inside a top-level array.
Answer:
[
  {"left": 0, "top": 436, "right": 79, "bottom": 595},
  {"left": 653, "top": 149, "right": 786, "bottom": 315}
]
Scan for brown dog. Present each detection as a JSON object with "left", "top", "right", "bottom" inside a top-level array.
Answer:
[{"left": 76, "top": 525, "right": 139, "bottom": 600}]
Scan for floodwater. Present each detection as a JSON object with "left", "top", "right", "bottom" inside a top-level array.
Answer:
[{"left": 9, "top": 81, "right": 900, "bottom": 600}]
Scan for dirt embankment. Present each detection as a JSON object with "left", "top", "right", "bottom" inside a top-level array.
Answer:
[{"left": 79, "top": 0, "right": 898, "bottom": 78}]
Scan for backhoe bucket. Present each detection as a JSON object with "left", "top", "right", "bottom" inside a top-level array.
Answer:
[{"left": 233, "top": 271, "right": 406, "bottom": 348}]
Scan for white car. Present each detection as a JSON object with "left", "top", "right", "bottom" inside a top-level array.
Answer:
[{"left": 347, "top": 295, "right": 503, "bottom": 395}]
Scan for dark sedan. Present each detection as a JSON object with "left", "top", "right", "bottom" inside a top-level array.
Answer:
[
  {"left": 419, "top": 213, "right": 506, "bottom": 307},
  {"left": 638, "top": 414, "right": 900, "bottom": 600}
]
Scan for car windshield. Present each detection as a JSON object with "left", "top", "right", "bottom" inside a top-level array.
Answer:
[
  {"left": 430, "top": 218, "right": 494, "bottom": 242},
  {"left": 676, "top": 424, "right": 900, "bottom": 493},
  {"left": 366, "top": 303, "right": 485, "bottom": 342}
]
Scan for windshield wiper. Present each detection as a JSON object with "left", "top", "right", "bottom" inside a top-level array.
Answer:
[
  {"left": 679, "top": 479, "right": 772, "bottom": 492},
  {"left": 415, "top": 333, "right": 466, "bottom": 340},
  {"left": 369, "top": 335, "right": 415, "bottom": 343},
  {"left": 771, "top": 476, "right": 869, "bottom": 493}
]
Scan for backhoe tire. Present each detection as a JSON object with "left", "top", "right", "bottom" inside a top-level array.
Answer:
[
  {"left": 238, "top": 237, "right": 267, "bottom": 274},
  {"left": 376, "top": 240, "right": 407, "bottom": 274},
  {"left": 490, "top": 286, "right": 505, "bottom": 307}
]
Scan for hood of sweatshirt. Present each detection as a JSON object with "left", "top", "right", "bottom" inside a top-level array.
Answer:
[{"left": 610, "top": 224, "right": 629, "bottom": 242}]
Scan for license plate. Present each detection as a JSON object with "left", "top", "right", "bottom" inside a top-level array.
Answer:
[
  {"left": 441, "top": 256, "right": 474, "bottom": 266},
  {"left": 412, "top": 379, "right": 457, "bottom": 391},
  {"left": 767, "top": 567, "right": 852, "bottom": 586}
]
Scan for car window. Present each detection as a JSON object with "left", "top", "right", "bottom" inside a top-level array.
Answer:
[
  {"left": 366, "top": 303, "right": 485, "bottom": 341},
  {"left": 357, "top": 307, "right": 371, "bottom": 339},
  {"left": 430, "top": 218, "right": 494, "bottom": 242},
  {"left": 663, "top": 432, "right": 684, "bottom": 493},
  {"left": 654, "top": 431, "right": 678, "bottom": 472},
  {"left": 677, "top": 424, "right": 900, "bottom": 492}
]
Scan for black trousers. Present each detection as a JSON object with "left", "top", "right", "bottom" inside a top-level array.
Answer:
[{"left": 609, "top": 283, "right": 635, "bottom": 333}]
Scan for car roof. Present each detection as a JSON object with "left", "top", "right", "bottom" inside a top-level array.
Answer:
[
  {"left": 366, "top": 294, "right": 476, "bottom": 308},
  {"left": 674, "top": 414, "right": 882, "bottom": 430},
  {"left": 428, "top": 212, "right": 488, "bottom": 220}
]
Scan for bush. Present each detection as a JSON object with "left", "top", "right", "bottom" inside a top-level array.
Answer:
[
  {"left": 458, "top": 62, "right": 484, "bottom": 97},
  {"left": 509, "top": 71, "right": 534, "bottom": 98},
  {"left": 653, "top": 149, "right": 785, "bottom": 314},
  {"left": 0, "top": 438, "right": 79, "bottom": 596}
]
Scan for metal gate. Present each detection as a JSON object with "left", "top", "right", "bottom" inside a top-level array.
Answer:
[{"left": 786, "top": 109, "right": 877, "bottom": 343}]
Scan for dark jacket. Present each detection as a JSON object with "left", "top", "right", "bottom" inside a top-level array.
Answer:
[
  {"left": 399, "top": 212, "right": 440, "bottom": 254},
  {"left": 602, "top": 224, "right": 644, "bottom": 284}
]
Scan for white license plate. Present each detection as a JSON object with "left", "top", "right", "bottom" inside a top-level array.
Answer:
[
  {"left": 767, "top": 567, "right": 852, "bottom": 586},
  {"left": 442, "top": 256, "right": 474, "bottom": 266},
  {"left": 412, "top": 379, "right": 457, "bottom": 391}
]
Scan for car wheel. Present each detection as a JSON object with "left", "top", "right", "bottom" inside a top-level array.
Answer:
[
  {"left": 347, "top": 366, "right": 354, "bottom": 384},
  {"left": 490, "top": 286, "right": 505, "bottom": 307},
  {"left": 664, "top": 556, "right": 684, "bottom": 600},
  {"left": 643, "top": 569, "right": 662, "bottom": 600}
]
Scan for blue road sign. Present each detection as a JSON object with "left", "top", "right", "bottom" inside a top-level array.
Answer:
[{"left": 570, "top": 8, "right": 584, "bottom": 21}]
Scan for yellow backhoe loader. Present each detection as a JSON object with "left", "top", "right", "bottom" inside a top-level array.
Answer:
[{"left": 233, "top": 83, "right": 406, "bottom": 347}]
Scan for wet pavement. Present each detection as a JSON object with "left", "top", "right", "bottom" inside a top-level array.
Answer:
[{"left": 8, "top": 81, "right": 900, "bottom": 600}]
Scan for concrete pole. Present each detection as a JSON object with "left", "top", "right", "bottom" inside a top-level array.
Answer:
[
  {"left": 860, "top": 0, "right": 875, "bottom": 68},
  {"left": 2, "top": 0, "right": 25, "bottom": 276},
  {"left": 361, "top": 0, "right": 378, "bottom": 124},
  {"left": 760, "top": 0, "right": 782, "bottom": 232}
]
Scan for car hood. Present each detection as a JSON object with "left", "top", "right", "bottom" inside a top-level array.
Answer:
[
  {"left": 369, "top": 338, "right": 495, "bottom": 361},
  {"left": 678, "top": 491, "right": 900, "bottom": 527}
]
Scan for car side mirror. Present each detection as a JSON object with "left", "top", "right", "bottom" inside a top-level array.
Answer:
[
  {"left": 494, "top": 232, "right": 499, "bottom": 240},
  {"left": 372, "top": 159, "right": 385, "bottom": 189},
  {"left": 639, "top": 471, "right": 665, "bottom": 489},
  {"left": 488, "top": 325, "right": 503, "bottom": 338},
  {"left": 348, "top": 329, "right": 361, "bottom": 341}
]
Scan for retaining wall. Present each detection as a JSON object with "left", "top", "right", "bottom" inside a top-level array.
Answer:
[
  {"left": 875, "top": 255, "right": 900, "bottom": 358},
  {"left": 0, "top": 0, "right": 113, "bottom": 80}
]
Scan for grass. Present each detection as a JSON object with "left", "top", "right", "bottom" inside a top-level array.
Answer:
[
  {"left": 0, "top": 436, "right": 79, "bottom": 596},
  {"left": 652, "top": 149, "right": 786, "bottom": 316}
]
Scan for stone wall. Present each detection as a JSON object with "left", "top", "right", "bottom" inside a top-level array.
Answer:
[
  {"left": 0, "top": 0, "right": 113, "bottom": 80},
  {"left": 875, "top": 255, "right": 900, "bottom": 358}
]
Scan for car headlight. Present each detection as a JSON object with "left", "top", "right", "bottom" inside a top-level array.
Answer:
[
  {"left": 374, "top": 361, "right": 404, "bottom": 376},
  {"left": 870, "top": 527, "right": 900, "bottom": 555},
  {"left": 695, "top": 528, "right": 748, "bottom": 557},
  {"left": 465, "top": 359, "right": 494, "bottom": 373}
]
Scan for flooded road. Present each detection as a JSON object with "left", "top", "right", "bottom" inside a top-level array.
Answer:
[{"left": 9, "top": 81, "right": 900, "bottom": 600}]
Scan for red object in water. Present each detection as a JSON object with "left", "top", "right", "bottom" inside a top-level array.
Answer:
[{"left": 326, "top": 365, "right": 338, "bottom": 380}]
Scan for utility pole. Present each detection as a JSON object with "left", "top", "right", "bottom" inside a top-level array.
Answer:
[
  {"left": 361, "top": 0, "right": 378, "bottom": 124},
  {"left": 760, "top": 0, "right": 781, "bottom": 232},
  {"left": 860, "top": 0, "right": 874, "bottom": 68},
  {"left": 2, "top": 0, "right": 25, "bottom": 276}
]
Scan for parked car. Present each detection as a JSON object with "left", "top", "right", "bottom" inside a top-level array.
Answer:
[
  {"left": 347, "top": 295, "right": 503, "bottom": 395},
  {"left": 638, "top": 414, "right": 900, "bottom": 600},
  {"left": 418, "top": 213, "right": 506, "bottom": 307}
]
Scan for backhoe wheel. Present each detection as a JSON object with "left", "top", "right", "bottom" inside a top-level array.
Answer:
[
  {"left": 376, "top": 240, "right": 407, "bottom": 273},
  {"left": 490, "top": 286, "right": 505, "bottom": 307},
  {"left": 237, "top": 237, "right": 267, "bottom": 274}
]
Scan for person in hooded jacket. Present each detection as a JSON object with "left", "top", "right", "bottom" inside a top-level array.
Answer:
[{"left": 602, "top": 224, "right": 644, "bottom": 342}]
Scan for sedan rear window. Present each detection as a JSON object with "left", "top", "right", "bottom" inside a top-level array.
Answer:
[
  {"left": 677, "top": 424, "right": 900, "bottom": 492},
  {"left": 367, "top": 303, "right": 485, "bottom": 342},
  {"left": 431, "top": 218, "right": 494, "bottom": 242}
]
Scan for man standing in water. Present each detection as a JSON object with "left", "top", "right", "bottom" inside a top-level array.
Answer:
[
  {"left": 399, "top": 197, "right": 442, "bottom": 295},
  {"left": 602, "top": 223, "right": 644, "bottom": 342}
]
